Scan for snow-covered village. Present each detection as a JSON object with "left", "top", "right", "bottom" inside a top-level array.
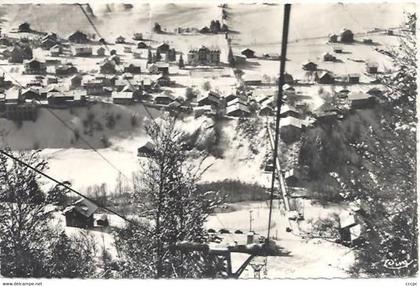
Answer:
[{"left": 0, "top": 2, "right": 417, "bottom": 283}]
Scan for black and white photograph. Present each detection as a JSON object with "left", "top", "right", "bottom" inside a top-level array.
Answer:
[{"left": 0, "top": 0, "right": 417, "bottom": 283}]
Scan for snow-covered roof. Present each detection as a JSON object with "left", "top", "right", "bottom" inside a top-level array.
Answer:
[
  {"left": 280, "top": 116, "right": 304, "bottom": 128},
  {"left": 63, "top": 198, "right": 98, "bottom": 218}
]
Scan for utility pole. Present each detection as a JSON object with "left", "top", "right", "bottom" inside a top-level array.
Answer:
[
  {"left": 267, "top": 3, "right": 292, "bottom": 244},
  {"left": 249, "top": 210, "right": 254, "bottom": 232}
]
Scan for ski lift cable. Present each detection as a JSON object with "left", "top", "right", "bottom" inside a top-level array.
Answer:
[{"left": 0, "top": 65, "right": 131, "bottom": 182}]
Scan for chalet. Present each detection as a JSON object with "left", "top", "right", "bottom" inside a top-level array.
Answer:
[
  {"left": 284, "top": 73, "right": 294, "bottom": 84},
  {"left": 63, "top": 198, "right": 98, "bottom": 229},
  {"left": 50, "top": 45, "right": 63, "bottom": 57},
  {"left": 137, "top": 41, "right": 148, "bottom": 49},
  {"left": 68, "top": 31, "right": 89, "bottom": 44},
  {"left": 323, "top": 52, "right": 336, "bottom": 62},
  {"left": 24, "top": 59, "right": 46, "bottom": 74},
  {"left": 362, "top": 38, "right": 373, "bottom": 44},
  {"left": 133, "top": 33, "right": 143, "bottom": 41},
  {"left": 156, "top": 62, "right": 170, "bottom": 75},
  {"left": 234, "top": 55, "right": 247, "bottom": 65},
  {"left": 71, "top": 46, "right": 92, "bottom": 57},
  {"left": 112, "top": 88, "right": 134, "bottom": 105},
  {"left": 280, "top": 105, "right": 301, "bottom": 119},
  {"left": 137, "top": 141, "right": 155, "bottom": 158},
  {"left": 21, "top": 87, "right": 44, "bottom": 101},
  {"left": 243, "top": 73, "right": 263, "bottom": 86},
  {"left": 347, "top": 73, "right": 360, "bottom": 84},
  {"left": 226, "top": 102, "right": 251, "bottom": 117},
  {"left": 55, "top": 63, "right": 78, "bottom": 76},
  {"left": 46, "top": 76, "right": 58, "bottom": 85},
  {"left": 328, "top": 33, "right": 338, "bottom": 43},
  {"left": 165, "top": 48, "right": 176, "bottom": 62},
  {"left": 366, "top": 62, "right": 378, "bottom": 74},
  {"left": 259, "top": 105, "right": 274, "bottom": 116},
  {"left": 241, "top": 48, "right": 255, "bottom": 58},
  {"left": 5, "top": 86, "right": 23, "bottom": 105},
  {"left": 47, "top": 87, "right": 75, "bottom": 106},
  {"left": 69, "top": 74, "right": 83, "bottom": 89},
  {"left": 316, "top": 71, "right": 335, "bottom": 84},
  {"left": 263, "top": 53, "right": 280, "bottom": 60},
  {"left": 193, "top": 105, "right": 214, "bottom": 117},
  {"left": 340, "top": 28, "right": 354, "bottom": 43},
  {"left": 97, "top": 47, "right": 106, "bottom": 57},
  {"left": 197, "top": 91, "right": 220, "bottom": 107},
  {"left": 154, "top": 92, "right": 175, "bottom": 105},
  {"left": 302, "top": 61, "right": 317, "bottom": 71},
  {"left": 41, "top": 38, "right": 56, "bottom": 50},
  {"left": 156, "top": 43, "right": 170, "bottom": 54},
  {"left": 18, "top": 22, "right": 31, "bottom": 33},
  {"left": 280, "top": 116, "right": 304, "bottom": 143},
  {"left": 83, "top": 80, "right": 104, "bottom": 95},
  {"left": 115, "top": 36, "right": 126, "bottom": 44},
  {"left": 99, "top": 60, "right": 116, "bottom": 74},
  {"left": 42, "top": 32, "right": 58, "bottom": 42},
  {"left": 155, "top": 74, "right": 171, "bottom": 87},
  {"left": 348, "top": 91, "right": 375, "bottom": 109},
  {"left": 187, "top": 46, "right": 221, "bottom": 66},
  {"left": 124, "top": 63, "right": 141, "bottom": 74}
]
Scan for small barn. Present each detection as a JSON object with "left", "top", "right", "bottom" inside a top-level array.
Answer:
[
  {"left": 280, "top": 105, "right": 301, "bottom": 119},
  {"left": 62, "top": 198, "right": 98, "bottom": 229},
  {"left": 137, "top": 41, "right": 148, "bottom": 49},
  {"left": 24, "top": 59, "right": 46, "bottom": 74},
  {"left": 197, "top": 91, "right": 220, "bottom": 107},
  {"left": 340, "top": 28, "right": 354, "bottom": 43},
  {"left": 323, "top": 52, "right": 336, "bottom": 62},
  {"left": 328, "top": 33, "right": 338, "bottom": 43},
  {"left": 347, "top": 73, "right": 360, "bottom": 84},
  {"left": 302, "top": 61, "right": 318, "bottom": 71},
  {"left": 18, "top": 22, "right": 31, "bottom": 33},
  {"left": 124, "top": 63, "right": 141, "bottom": 74},
  {"left": 115, "top": 36, "right": 126, "bottom": 44},
  {"left": 333, "top": 46, "right": 343, "bottom": 53},
  {"left": 156, "top": 43, "right": 170, "bottom": 54},
  {"left": 348, "top": 91, "right": 375, "bottom": 109},
  {"left": 226, "top": 102, "right": 251, "bottom": 117},
  {"left": 366, "top": 62, "right": 378, "bottom": 74},
  {"left": 316, "top": 71, "right": 335, "bottom": 84},
  {"left": 137, "top": 141, "right": 156, "bottom": 158},
  {"left": 72, "top": 46, "right": 92, "bottom": 57},
  {"left": 50, "top": 45, "right": 63, "bottom": 57},
  {"left": 133, "top": 33, "right": 143, "bottom": 41},
  {"left": 112, "top": 89, "right": 134, "bottom": 105},
  {"left": 154, "top": 92, "right": 175, "bottom": 105},
  {"left": 241, "top": 48, "right": 255, "bottom": 58},
  {"left": 68, "top": 31, "right": 89, "bottom": 44}
]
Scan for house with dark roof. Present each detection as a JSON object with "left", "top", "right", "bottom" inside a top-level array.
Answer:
[
  {"left": 137, "top": 141, "right": 156, "bottom": 158},
  {"left": 366, "top": 62, "right": 378, "bottom": 74},
  {"left": 137, "top": 41, "right": 148, "bottom": 49},
  {"left": 302, "top": 61, "right": 318, "bottom": 71},
  {"left": 156, "top": 43, "right": 170, "bottom": 54},
  {"left": 241, "top": 48, "right": 256, "bottom": 58},
  {"left": 50, "top": 44, "right": 63, "bottom": 57},
  {"left": 226, "top": 102, "right": 251, "bottom": 117},
  {"left": 197, "top": 90, "right": 220, "bottom": 108},
  {"left": 347, "top": 73, "right": 360, "bottom": 84},
  {"left": 187, "top": 46, "right": 221, "bottom": 66},
  {"left": 24, "top": 59, "right": 46, "bottom": 75},
  {"left": 316, "top": 71, "right": 335, "bottom": 84},
  {"left": 63, "top": 198, "right": 98, "bottom": 228},
  {"left": 68, "top": 31, "right": 89, "bottom": 43},
  {"left": 124, "top": 63, "right": 141, "bottom": 74},
  {"left": 115, "top": 35, "right": 126, "bottom": 44},
  {"left": 340, "top": 28, "right": 354, "bottom": 43}
]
